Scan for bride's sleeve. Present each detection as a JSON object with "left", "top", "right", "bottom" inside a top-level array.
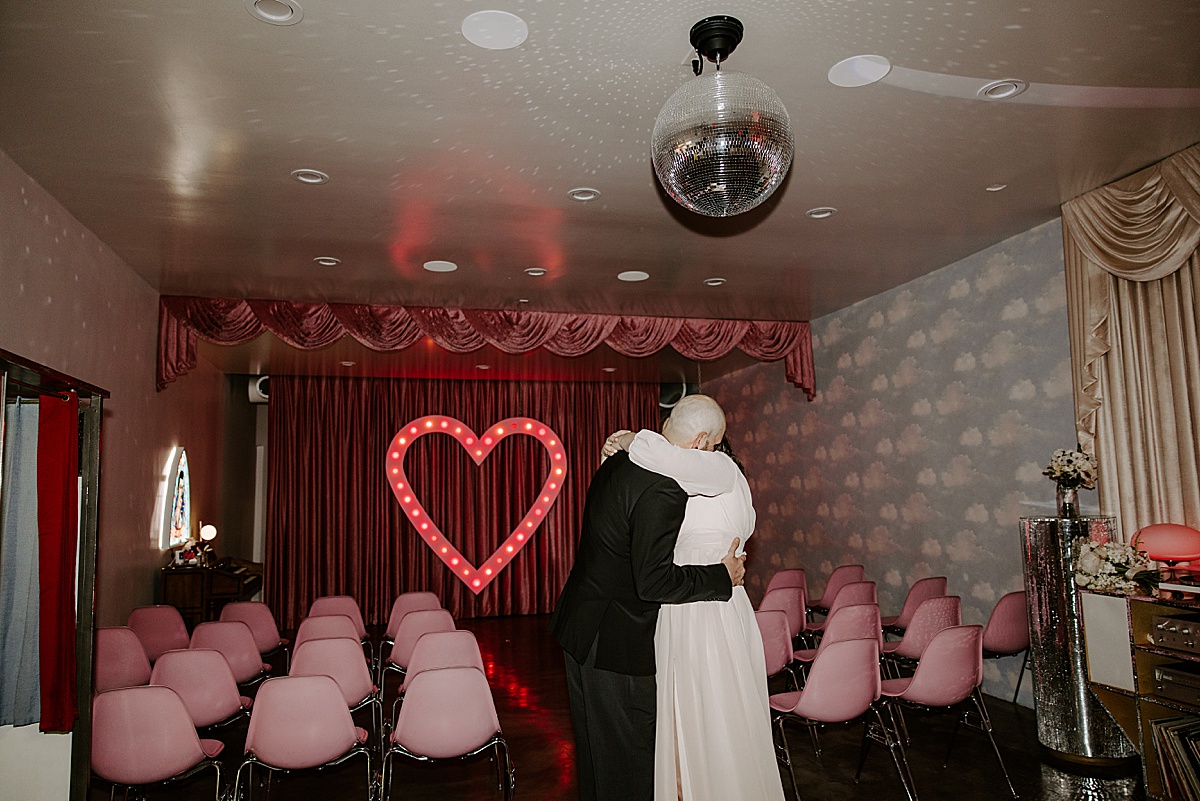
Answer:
[{"left": 627, "top": 430, "right": 739, "bottom": 497}]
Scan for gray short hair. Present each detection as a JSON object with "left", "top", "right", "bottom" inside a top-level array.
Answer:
[{"left": 668, "top": 395, "right": 726, "bottom": 443}]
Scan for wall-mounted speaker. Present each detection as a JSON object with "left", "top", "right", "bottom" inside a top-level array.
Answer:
[{"left": 248, "top": 375, "right": 270, "bottom": 404}]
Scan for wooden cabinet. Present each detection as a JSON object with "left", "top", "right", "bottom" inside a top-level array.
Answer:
[
  {"left": 1093, "top": 594, "right": 1200, "bottom": 800},
  {"left": 160, "top": 558, "right": 263, "bottom": 630}
]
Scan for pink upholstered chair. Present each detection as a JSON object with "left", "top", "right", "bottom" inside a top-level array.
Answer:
[
  {"left": 189, "top": 620, "right": 270, "bottom": 686},
  {"left": 379, "top": 591, "right": 443, "bottom": 682},
  {"left": 234, "top": 674, "right": 372, "bottom": 799},
  {"left": 792, "top": 604, "right": 881, "bottom": 683},
  {"left": 150, "top": 648, "right": 252, "bottom": 728},
  {"left": 220, "top": 601, "right": 289, "bottom": 669},
  {"left": 808, "top": 581, "right": 877, "bottom": 639},
  {"left": 755, "top": 610, "right": 798, "bottom": 691},
  {"left": 870, "top": 624, "right": 1016, "bottom": 799},
  {"left": 758, "top": 586, "right": 807, "bottom": 644},
  {"left": 126, "top": 605, "right": 189, "bottom": 664},
  {"left": 982, "top": 591, "right": 1031, "bottom": 703},
  {"left": 806, "top": 564, "right": 865, "bottom": 616},
  {"left": 94, "top": 626, "right": 152, "bottom": 692},
  {"left": 882, "top": 576, "right": 948, "bottom": 636},
  {"left": 295, "top": 613, "right": 362, "bottom": 651},
  {"left": 765, "top": 568, "right": 807, "bottom": 598},
  {"left": 309, "top": 595, "right": 372, "bottom": 662},
  {"left": 381, "top": 609, "right": 457, "bottom": 693},
  {"left": 291, "top": 636, "right": 383, "bottom": 744},
  {"left": 768, "top": 638, "right": 905, "bottom": 801},
  {"left": 383, "top": 666, "right": 514, "bottom": 801},
  {"left": 91, "top": 685, "right": 224, "bottom": 800},
  {"left": 881, "top": 596, "right": 961, "bottom": 674}
]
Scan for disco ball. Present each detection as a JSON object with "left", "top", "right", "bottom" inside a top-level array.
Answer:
[{"left": 652, "top": 70, "right": 794, "bottom": 218}]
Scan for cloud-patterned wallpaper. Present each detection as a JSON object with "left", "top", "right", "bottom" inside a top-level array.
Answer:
[{"left": 706, "top": 219, "right": 1077, "bottom": 704}]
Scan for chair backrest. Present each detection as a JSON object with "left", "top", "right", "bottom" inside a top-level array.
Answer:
[
  {"left": 392, "top": 666, "right": 501, "bottom": 759},
  {"left": 755, "top": 610, "right": 793, "bottom": 679},
  {"left": 758, "top": 587, "right": 806, "bottom": 637},
  {"left": 220, "top": 601, "right": 284, "bottom": 655},
  {"left": 309, "top": 596, "right": 368, "bottom": 639},
  {"left": 891, "top": 576, "right": 948, "bottom": 630},
  {"left": 126, "top": 605, "right": 189, "bottom": 664},
  {"left": 789, "top": 638, "right": 880, "bottom": 723},
  {"left": 982, "top": 591, "right": 1030, "bottom": 656},
  {"left": 814, "top": 604, "right": 882, "bottom": 660},
  {"left": 765, "top": 569, "right": 807, "bottom": 597},
  {"left": 813, "top": 564, "right": 865, "bottom": 607},
  {"left": 401, "top": 630, "right": 486, "bottom": 692},
  {"left": 291, "top": 637, "right": 375, "bottom": 706},
  {"left": 91, "top": 685, "right": 211, "bottom": 785},
  {"left": 95, "top": 626, "right": 152, "bottom": 692},
  {"left": 150, "top": 648, "right": 246, "bottom": 728},
  {"left": 384, "top": 592, "right": 443, "bottom": 640},
  {"left": 295, "top": 614, "right": 361, "bottom": 650},
  {"left": 892, "top": 596, "right": 962, "bottom": 660},
  {"left": 189, "top": 620, "right": 265, "bottom": 684},
  {"left": 245, "top": 675, "right": 361, "bottom": 770},
  {"left": 897, "top": 625, "right": 983, "bottom": 707},
  {"left": 389, "top": 609, "right": 457, "bottom": 669},
  {"left": 824, "top": 581, "right": 877, "bottom": 621}
]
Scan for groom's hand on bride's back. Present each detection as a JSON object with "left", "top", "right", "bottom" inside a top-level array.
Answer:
[{"left": 721, "top": 538, "right": 746, "bottom": 586}]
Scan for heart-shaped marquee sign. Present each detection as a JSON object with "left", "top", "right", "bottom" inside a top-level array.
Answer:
[{"left": 386, "top": 416, "right": 567, "bottom": 594}]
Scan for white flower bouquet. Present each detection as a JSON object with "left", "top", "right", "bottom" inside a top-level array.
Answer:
[
  {"left": 1074, "top": 537, "right": 1156, "bottom": 594},
  {"left": 1043, "top": 448, "right": 1097, "bottom": 490}
]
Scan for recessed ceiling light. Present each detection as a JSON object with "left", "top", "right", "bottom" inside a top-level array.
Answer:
[
  {"left": 313, "top": 256, "right": 341, "bottom": 267},
  {"left": 827, "top": 55, "right": 892, "bottom": 88},
  {"left": 244, "top": 0, "right": 303, "bottom": 26},
  {"left": 461, "top": 10, "right": 528, "bottom": 50},
  {"left": 517, "top": 298, "right": 530, "bottom": 303},
  {"left": 568, "top": 187, "right": 601, "bottom": 202},
  {"left": 524, "top": 267, "right": 548, "bottom": 277},
  {"left": 339, "top": 360, "right": 356, "bottom": 367},
  {"left": 602, "top": 367, "right": 618, "bottom": 373},
  {"left": 423, "top": 260, "right": 458, "bottom": 273},
  {"left": 617, "top": 270, "right": 650, "bottom": 282},
  {"left": 291, "top": 168, "right": 329, "bottom": 184},
  {"left": 977, "top": 79, "right": 1028, "bottom": 100},
  {"left": 475, "top": 364, "right": 491, "bottom": 370},
  {"left": 704, "top": 277, "right": 727, "bottom": 287},
  {"left": 985, "top": 184, "right": 1008, "bottom": 192},
  {"left": 806, "top": 207, "right": 837, "bottom": 219}
]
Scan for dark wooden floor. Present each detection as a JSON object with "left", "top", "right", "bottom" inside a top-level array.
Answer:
[{"left": 91, "top": 614, "right": 1144, "bottom": 800}]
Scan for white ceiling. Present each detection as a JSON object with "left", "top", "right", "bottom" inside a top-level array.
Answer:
[{"left": 2, "top": 1, "right": 1198, "bottom": 378}]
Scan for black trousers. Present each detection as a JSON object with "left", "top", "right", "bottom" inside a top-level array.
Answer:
[{"left": 563, "top": 636, "right": 657, "bottom": 801}]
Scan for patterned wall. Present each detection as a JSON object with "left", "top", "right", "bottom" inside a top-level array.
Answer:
[{"left": 706, "top": 219, "right": 1077, "bottom": 703}]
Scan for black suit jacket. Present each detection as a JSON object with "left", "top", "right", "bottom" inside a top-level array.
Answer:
[{"left": 549, "top": 451, "right": 732, "bottom": 676}]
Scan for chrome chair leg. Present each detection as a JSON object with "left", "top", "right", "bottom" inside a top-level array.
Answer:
[
  {"left": 1012, "top": 651, "right": 1029, "bottom": 704},
  {"left": 773, "top": 714, "right": 801, "bottom": 801},
  {"left": 972, "top": 689, "right": 1018, "bottom": 798}
]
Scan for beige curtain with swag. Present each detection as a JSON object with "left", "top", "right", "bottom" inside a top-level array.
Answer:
[{"left": 1062, "top": 142, "right": 1200, "bottom": 539}]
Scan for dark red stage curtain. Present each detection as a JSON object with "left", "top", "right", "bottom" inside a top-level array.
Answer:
[
  {"left": 264, "top": 376, "right": 658, "bottom": 629},
  {"left": 37, "top": 393, "right": 79, "bottom": 732}
]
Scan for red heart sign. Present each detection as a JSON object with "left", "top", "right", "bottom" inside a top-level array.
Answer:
[{"left": 386, "top": 416, "right": 567, "bottom": 594}]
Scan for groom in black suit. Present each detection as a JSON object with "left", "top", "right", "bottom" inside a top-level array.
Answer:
[{"left": 550, "top": 395, "right": 744, "bottom": 801}]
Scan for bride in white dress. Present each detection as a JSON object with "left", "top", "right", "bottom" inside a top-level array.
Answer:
[{"left": 609, "top": 426, "right": 785, "bottom": 801}]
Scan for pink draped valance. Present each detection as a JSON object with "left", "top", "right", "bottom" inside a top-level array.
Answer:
[{"left": 157, "top": 297, "right": 815, "bottom": 397}]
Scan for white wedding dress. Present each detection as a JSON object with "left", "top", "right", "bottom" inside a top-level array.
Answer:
[{"left": 628, "top": 431, "right": 786, "bottom": 801}]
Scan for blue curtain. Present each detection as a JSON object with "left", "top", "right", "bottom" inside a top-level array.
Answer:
[{"left": 0, "top": 402, "right": 41, "bottom": 726}]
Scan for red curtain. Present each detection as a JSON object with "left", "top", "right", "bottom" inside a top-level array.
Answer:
[
  {"left": 265, "top": 376, "right": 659, "bottom": 629},
  {"left": 37, "top": 393, "right": 79, "bottom": 732},
  {"left": 157, "top": 297, "right": 816, "bottom": 398}
]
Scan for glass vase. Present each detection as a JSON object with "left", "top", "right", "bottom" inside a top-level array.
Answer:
[{"left": 1057, "top": 485, "right": 1079, "bottom": 518}]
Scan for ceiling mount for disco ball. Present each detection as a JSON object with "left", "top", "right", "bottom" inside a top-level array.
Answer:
[
  {"left": 652, "top": 16, "right": 794, "bottom": 218},
  {"left": 689, "top": 15, "right": 744, "bottom": 75}
]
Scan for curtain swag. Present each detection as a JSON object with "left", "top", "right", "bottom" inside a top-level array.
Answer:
[
  {"left": 1062, "top": 141, "right": 1200, "bottom": 536},
  {"left": 157, "top": 297, "right": 816, "bottom": 398}
]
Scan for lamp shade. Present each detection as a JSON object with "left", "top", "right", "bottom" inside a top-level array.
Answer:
[
  {"left": 651, "top": 70, "right": 793, "bottom": 217},
  {"left": 1132, "top": 523, "right": 1200, "bottom": 562}
]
